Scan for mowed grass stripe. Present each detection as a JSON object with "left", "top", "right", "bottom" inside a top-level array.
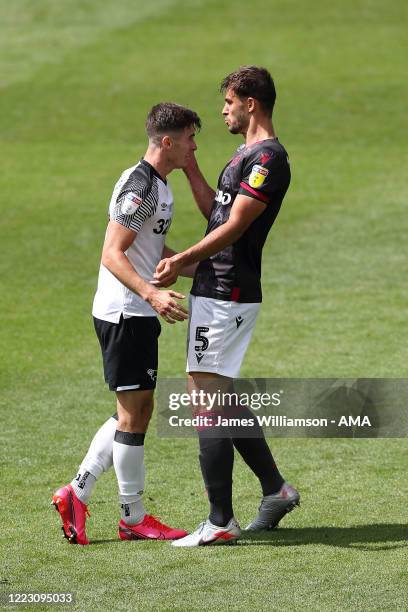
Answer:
[{"left": 0, "top": 0, "right": 202, "bottom": 88}]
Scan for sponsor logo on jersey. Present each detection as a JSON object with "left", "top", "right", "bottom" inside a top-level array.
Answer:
[
  {"left": 161, "top": 202, "right": 167, "bottom": 210},
  {"left": 248, "top": 165, "right": 269, "bottom": 188},
  {"left": 121, "top": 192, "right": 142, "bottom": 215},
  {"left": 260, "top": 151, "right": 272, "bottom": 165},
  {"left": 215, "top": 189, "right": 232, "bottom": 206}
]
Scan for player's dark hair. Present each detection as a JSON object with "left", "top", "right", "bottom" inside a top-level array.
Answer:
[
  {"left": 146, "top": 103, "right": 201, "bottom": 144},
  {"left": 220, "top": 66, "right": 276, "bottom": 116}
]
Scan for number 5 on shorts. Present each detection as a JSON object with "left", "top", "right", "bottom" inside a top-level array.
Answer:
[{"left": 195, "top": 326, "right": 209, "bottom": 352}]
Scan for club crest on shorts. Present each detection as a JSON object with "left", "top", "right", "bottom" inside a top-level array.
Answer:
[
  {"left": 121, "top": 192, "right": 142, "bottom": 215},
  {"left": 147, "top": 368, "right": 157, "bottom": 381},
  {"left": 248, "top": 164, "right": 269, "bottom": 188}
]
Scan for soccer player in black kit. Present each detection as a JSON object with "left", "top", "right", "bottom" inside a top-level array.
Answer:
[{"left": 155, "top": 66, "right": 300, "bottom": 546}]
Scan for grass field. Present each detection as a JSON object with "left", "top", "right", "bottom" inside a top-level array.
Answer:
[{"left": 1, "top": 0, "right": 407, "bottom": 610}]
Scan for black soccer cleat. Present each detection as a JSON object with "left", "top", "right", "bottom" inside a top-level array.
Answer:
[{"left": 245, "top": 482, "right": 300, "bottom": 531}]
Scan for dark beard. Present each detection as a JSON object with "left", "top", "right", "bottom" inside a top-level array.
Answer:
[{"left": 228, "top": 110, "right": 248, "bottom": 135}]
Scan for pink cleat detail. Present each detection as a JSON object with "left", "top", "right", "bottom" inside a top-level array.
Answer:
[
  {"left": 52, "top": 484, "right": 90, "bottom": 545},
  {"left": 118, "top": 514, "right": 188, "bottom": 541}
]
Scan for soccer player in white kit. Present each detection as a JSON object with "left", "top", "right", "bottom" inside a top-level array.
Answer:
[{"left": 52, "top": 103, "right": 201, "bottom": 544}]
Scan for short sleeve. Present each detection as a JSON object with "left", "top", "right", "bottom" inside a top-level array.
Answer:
[
  {"left": 112, "top": 170, "right": 158, "bottom": 233},
  {"left": 238, "top": 149, "right": 289, "bottom": 205}
]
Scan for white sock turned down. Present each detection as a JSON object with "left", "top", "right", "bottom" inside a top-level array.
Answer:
[{"left": 70, "top": 415, "right": 117, "bottom": 503}]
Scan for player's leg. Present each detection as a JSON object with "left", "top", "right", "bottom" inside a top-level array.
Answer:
[
  {"left": 219, "top": 310, "right": 300, "bottom": 530},
  {"left": 200, "top": 298, "right": 300, "bottom": 530},
  {"left": 52, "top": 414, "right": 117, "bottom": 545},
  {"left": 100, "top": 315, "right": 186, "bottom": 541},
  {"left": 54, "top": 315, "right": 168, "bottom": 544},
  {"left": 191, "top": 372, "right": 290, "bottom": 521},
  {"left": 114, "top": 388, "right": 187, "bottom": 541},
  {"left": 114, "top": 389, "right": 152, "bottom": 527},
  {"left": 70, "top": 413, "right": 117, "bottom": 503},
  {"left": 172, "top": 371, "right": 241, "bottom": 548},
  {"left": 51, "top": 316, "right": 124, "bottom": 544},
  {"left": 174, "top": 297, "right": 244, "bottom": 547},
  {"left": 228, "top": 402, "right": 300, "bottom": 530},
  {"left": 230, "top": 403, "right": 285, "bottom": 496},
  {"left": 188, "top": 298, "right": 282, "bottom": 498},
  {"left": 187, "top": 296, "right": 238, "bottom": 527},
  {"left": 193, "top": 372, "right": 235, "bottom": 527},
  {"left": 175, "top": 296, "right": 298, "bottom": 544}
]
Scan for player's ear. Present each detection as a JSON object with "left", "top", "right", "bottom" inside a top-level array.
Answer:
[
  {"left": 247, "top": 97, "right": 255, "bottom": 113},
  {"left": 161, "top": 135, "right": 172, "bottom": 149}
]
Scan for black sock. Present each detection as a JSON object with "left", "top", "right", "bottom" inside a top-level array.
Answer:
[
  {"left": 233, "top": 437, "right": 284, "bottom": 496},
  {"left": 198, "top": 433, "right": 234, "bottom": 526},
  {"left": 228, "top": 404, "right": 284, "bottom": 496}
]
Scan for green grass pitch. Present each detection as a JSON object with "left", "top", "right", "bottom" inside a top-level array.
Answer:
[{"left": 0, "top": 0, "right": 407, "bottom": 610}]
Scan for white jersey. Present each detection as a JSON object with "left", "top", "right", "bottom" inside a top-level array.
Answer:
[{"left": 92, "top": 159, "right": 173, "bottom": 323}]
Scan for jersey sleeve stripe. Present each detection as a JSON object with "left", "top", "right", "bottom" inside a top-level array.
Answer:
[
  {"left": 113, "top": 180, "right": 158, "bottom": 233},
  {"left": 119, "top": 171, "right": 148, "bottom": 199},
  {"left": 127, "top": 178, "right": 159, "bottom": 232},
  {"left": 239, "top": 182, "right": 270, "bottom": 203}
]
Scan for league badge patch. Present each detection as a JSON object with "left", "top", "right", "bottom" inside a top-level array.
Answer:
[
  {"left": 248, "top": 164, "right": 269, "bottom": 188},
  {"left": 121, "top": 192, "right": 142, "bottom": 215}
]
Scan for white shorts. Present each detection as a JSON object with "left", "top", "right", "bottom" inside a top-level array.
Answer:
[{"left": 186, "top": 295, "right": 260, "bottom": 378}]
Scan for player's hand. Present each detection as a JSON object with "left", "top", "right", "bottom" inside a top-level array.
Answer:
[
  {"left": 147, "top": 289, "right": 188, "bottom": 324},
  {"left": 181, "top": 151, "right": 199, "bottom": 175},
  {"left": 154, "top": 257, "right": 182, "bottom": 287}
]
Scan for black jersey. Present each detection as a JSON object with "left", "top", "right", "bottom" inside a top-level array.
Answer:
[{"left": 191, "top": 138, "right": 291, "bottom": 303}]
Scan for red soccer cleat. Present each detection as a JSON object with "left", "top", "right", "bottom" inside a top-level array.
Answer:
[
  {"left": 118, "top": 514, "right": 188, "bottom": 541},
  {"left": 52, "top": 484, "right": 90, "bottom": 545}
]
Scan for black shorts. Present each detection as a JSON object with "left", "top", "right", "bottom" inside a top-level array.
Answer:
[{"left": 93, "top": 315, "right": 161, "bottom": 392}]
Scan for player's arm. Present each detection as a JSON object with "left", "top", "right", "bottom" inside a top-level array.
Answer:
[
  {"left": 182, "top": 153, "right": 215, "bottom": 220},
  {"left": 154, "top": 195, "right": 265, "bottom": 286},
  {"left": 161, "top": 245, "right": 198, "bottom": 278},
  {"left": 102, "top": 221, "right": 188, "bottom": 323}
]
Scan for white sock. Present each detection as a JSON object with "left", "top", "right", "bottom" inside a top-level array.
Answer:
[
  {"left": 71, "top": 471, "right": 97, "bottom": 503},
  {"left": 120, "top": 501, "right": 145, "bottom": 525},
  {"left": 70, "top": 415, "right": 117, "bottom": 503},
  {"left": 113, "top": 430, "right": 146, "bottom": 525}
]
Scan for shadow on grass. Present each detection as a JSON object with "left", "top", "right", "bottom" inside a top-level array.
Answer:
[
  {"left": 88, "top": 525, "right": 408, "bottom": 549},
  {"left": 89, "top": 538, "right": 123, "bottom": 545},
  {"left": 241, "top": 524, "right": 408, "bottom": 551}
]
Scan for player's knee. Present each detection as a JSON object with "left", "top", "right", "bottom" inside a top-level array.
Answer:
[
  {"left": 117, "top": 400, "right": 153, "bottom": 432},
  {"left": 117, "top": 414, "right": 137, "bottom": 431}
]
